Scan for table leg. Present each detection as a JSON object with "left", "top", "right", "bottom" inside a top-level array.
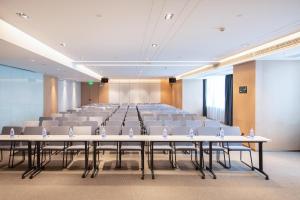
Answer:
[
  {"left": 30, "top": 141, "right": 42, "bottom": 179},
  {"left": 253, "top": 142, "right": 269, "bottom": 180},
  {"left": 141, "top": 141, "right": 145, "bottom": 180},
  {"left": 198, "top": 142, "right": 205, "bottom": 179},
  {"left": 22, "top": 141, "right": 33, "bottom": 179},
  {"left": 82, "top": 141, "right": 90, "bottom": 178},
  {"left": 205, "top": 142, "right": 216, "bottom": 179},
  {"left": 91, "top": 141, "right": 98, "bottom": 178},
  {"left": 151, "top": 141, "right": 155, "bottom": 179}
]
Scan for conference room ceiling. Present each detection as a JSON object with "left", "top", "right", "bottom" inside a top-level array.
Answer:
[{"left": 0, "top": 0, "right": 300, "bottom": 79}]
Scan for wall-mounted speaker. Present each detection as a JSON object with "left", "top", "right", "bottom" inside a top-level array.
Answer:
[
  {"left": 169, "top": 77, "right": 176, "bottom": 84},
  {"left": 101, "top": 77, "right": 109, "bottom": 83}
]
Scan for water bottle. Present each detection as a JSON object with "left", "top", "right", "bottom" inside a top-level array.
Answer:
[
  {"left": 249, "top": 128, "right": 255, "bottom": 138},
  {"left": 129, "top": 128, "right": 134, "bottom": 138},
  {"left": 68, "top": 127, "right": 74, "bottom": 138},
  {"left": 162, "top": 128, "right": 168, "bottom": 138},
  {"left": 101, "top": 126, "right": 106, "bottom": 138},
  {"left": 219, "top": 128, "right": 224, "bottom": 138},
  {"left": 42, "top": 127, "right": 47, "bottom": 138},
  {"left": 10, "top": 128, "right": 15, "bottom": 138},
  {"left": 189, "top": 128, "right": 194, "bottom": 138}
]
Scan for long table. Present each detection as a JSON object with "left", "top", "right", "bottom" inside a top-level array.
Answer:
[{"left": 0, "top": 135, "right": 270, "bottom": 180}]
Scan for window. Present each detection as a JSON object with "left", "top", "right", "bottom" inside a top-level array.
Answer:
[{"left": 206, "top": 75, "right": 225, "bottom": 122}]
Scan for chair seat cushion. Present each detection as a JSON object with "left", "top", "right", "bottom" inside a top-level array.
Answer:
[
  {"left": 202, "top": 145, "right": 225, "bottom": 151},
  {"left": 175, "top": 145, "right": 197, "bottom": 150},
  {"left": 97, "top": 145, "right": 118, "bottom": 150},
  {"left": 120, "top": 145, "right": 142, "bottom": 151},
  {"left": 0, "top": 145, "right": 12, "bottom": 150},
  {"left": 153, "top": 145, "right": 173, "bottom": 150},
  {"left": 227, "top": 145, "right": 251, "bottom": 151},
  {"left": 43, "top": 145, "right": 65, "bottom": 150},
  {"left": 66, "top": 145, "right": 87, "bottom": 150}
]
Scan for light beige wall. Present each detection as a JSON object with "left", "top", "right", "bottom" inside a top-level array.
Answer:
[
  {"left": 182, "top": 79, "right": 203, "bottom": 114},
  {"left": 256, "top": 60, "right": 300, "bottom": 150}
]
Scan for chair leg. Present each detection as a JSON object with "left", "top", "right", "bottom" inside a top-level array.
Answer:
[
  {"left": 0, "top": 150, "right": 3, "bottom": 162},
  {"left": 227, "top": 150, "right": 231, "bottom": 168},
  {"left": 249, "top": 150, "right": 254, "bottom": 170}
]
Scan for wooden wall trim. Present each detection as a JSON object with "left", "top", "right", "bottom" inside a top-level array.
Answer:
[
  {"left": 233, "top": 61, "right": 256, "bottom": 137},
  {"left": 160, "top": 79, "right": 182, "bottom": 109},
  {"left": 43, "top": 75, "right": 58, "bottom": 117}
]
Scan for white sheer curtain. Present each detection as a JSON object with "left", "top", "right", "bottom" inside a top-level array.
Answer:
[{"left": 206, "top": 75, "right": 225, "bottom": 122}]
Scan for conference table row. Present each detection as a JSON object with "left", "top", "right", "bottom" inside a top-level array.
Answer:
[{"left": 0, "top": 135, "right": 270, "bottom": 180}]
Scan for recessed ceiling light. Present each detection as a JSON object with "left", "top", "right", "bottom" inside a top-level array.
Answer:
[
  {"left": 96, "top": 14, "right": 102, "bottom": 18},
  {"left": 16, "top": 12, "right": 29, "bottom": 19},
  {"left": 217, "top": 27, "right": 225, "bottom": 32},
  {"left": 60, "top": 42, "right": 66, "bottom": 47},
  {"left": 165, "top": 13, "right": 174, "bottom": 20},
  {"left": 152, "top": 43, "right": 158, "bottom": 47}
]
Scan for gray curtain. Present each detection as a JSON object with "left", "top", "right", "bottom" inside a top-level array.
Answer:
[{"left": 224, "top": 74, "right": 233, "bottom": 125}]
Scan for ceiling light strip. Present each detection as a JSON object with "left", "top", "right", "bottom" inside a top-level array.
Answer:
[
  {"left": 0, "top": 19, "right": 101, "bottom": 80},
  {"left": 177, "top": 31, "right": 300, "bottom": 79}
]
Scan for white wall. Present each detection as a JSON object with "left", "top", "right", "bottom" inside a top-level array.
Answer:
[
  {"left": 109, "top": 79, "right": 160, "bottom": 104},
  {"left": 256, "top": 60, "right": 300, "bottom": 150},
  {"left": 0, "top": 65, "right": 43, "bottom": 130},
  {"left": 58, "top": 80, "right": 81, "bottom": 112},
  {"left": 182, "top": 79, "right": 203, "bottom": 114}
]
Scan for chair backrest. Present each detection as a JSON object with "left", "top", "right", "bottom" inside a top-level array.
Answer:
[
  {"left": 144, "top": 120, "right": 162, "bottom": 127},
  {"left": 23, "top": 127, "right": 44, "bottom": 135},
  {"left": 197, "top": 127, "right": 219, "bottom": 136},
  {"left": 89, "top": 116, "right": 103, "bottom": 125},
  {"left": 23, "top": 121, "right": 39, "bottom": 127},
  {"left": 78, "top": 121, "right": 99, "bottom": 134},
  {"left": 171, "top": 114, "right": 184, "bottom": 120},
  {"left": 39, "top": 117, "right": 52, "bottom": 126},
  {"left": 51, "top": 113, "right": 63, "bottom": 118},
  {"left": 1, "top": 126, "right": 23, "bottom": 135},
  {"left": 68, "top": 116, "right": 88, "bottom": 122},
  {"left": 185, "top": 120, "right": 203, "bottom": 128},
  {"left": 102, "top": 126, "right": 121, "bottom": 135},
  {"left": 62, "top": 121, "right": 79, "bottom": 127},
  {"left": 106, "top": 120, "right": 122, "bottom": 127},
  {"left": 170, "top": 126, "right": 191, "bottom": 135},
  {"left": 157, "top": 114, "right": 170, "bottom": 120},
  {"left": 204, "top": 120, "right": 221, "bottom": 128},
  {"left": 222, "top": 126, "right": 241, "bottom": 136},
  {"left": 121, "top": 126, "right": 141, "bottom": 135},
  {"left": 48, "top": 126, "right": 70, "bottom": 135},
  {"left": 73, "top": 126, "right": 92, "bottom": 135},
  {"left": 149, "top": 126, "right": 170, "bottom": 135},
  {"left": 163, "top": 120, "right": 183, "bottom": 127},
  {"left": 183, "top": 114, "right": 194, "bottom": 120},
  {"left": 42, "top": 120, "right": 59, "bottom": 129},
  {"left": 124, "top": 120, "right": 140, "bottom": 127},
  {"left": 143, "top": 116, "right": 155, "bottom": 121}
]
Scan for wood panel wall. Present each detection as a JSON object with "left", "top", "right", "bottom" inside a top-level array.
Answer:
[
  {"left": 81, "top": 82, "right": 109, "bottom": 106},
  {"left": 160, "top": 79, "right": 172, "bottom": 105},
  {"left": 43, "top": 75, "right": 58, "bottom": 117},
  {"left": 81, "top": 82, "right": 99, "bottom": 105},
  {"left": 160, "top": 79, "right": 182, "bottom": 109},
  {"left": 99, "top": 83, "right": 109, "bottom": 103},
  {"left": 233, "top": 61, "right": 256, "bottom": 136}
]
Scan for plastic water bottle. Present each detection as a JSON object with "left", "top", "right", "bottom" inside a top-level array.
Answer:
[
  {"left": 162, "top": 128, "right": 168, "bottom": 138},
  {"left": 189, "top": 128, "right": 194, "bottom": 138},
  {"left": 129, "top": 128, "right": 134, "bottom": 138},
  {"left": 68, "top": 127, "right": 74, "bottom": 138},
  {"left": 10, "top": 128, "right": 15, "bottom": 138},
  {"left": 100, "top": 126, "right": 106, "bottom": 138},
  {"left": 249, "top": 128, "right": 255, "bottom": 138},
  {"left": 219, "top": 128, "right": 224, "bottom": 138},
  {"left": 42, "top": 127, "right": 47, "bottom": 138}
]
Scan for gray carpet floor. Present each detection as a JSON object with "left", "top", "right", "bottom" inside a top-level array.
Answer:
[{"left": 0, "top": 150, "right": 299, "bottom": 200}]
